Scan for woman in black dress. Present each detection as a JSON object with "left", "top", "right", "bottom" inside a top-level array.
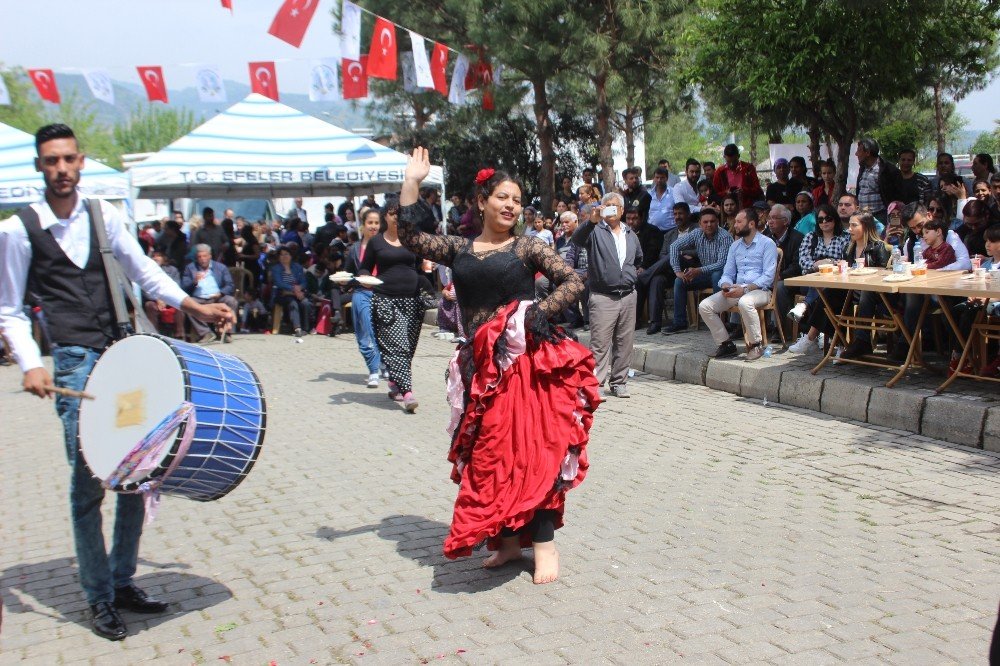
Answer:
[
  {"left": 360, "top": 198, "right": 424, "bottom": 413},
  {"left": 397, "top": 148, "right": 601, "bottom": 585}
]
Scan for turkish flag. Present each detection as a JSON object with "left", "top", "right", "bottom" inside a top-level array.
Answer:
[
  {"left": 27, "top": 69, "right": 60, "bottom": 104},
  {"left": 367, "top": 17, "right": 397, "bottom": 80},
  {"left": 137, "top": 66, "right": 169, "bottom": 103},
  {"left": 430, "top": 43, "right": 448, "bottom": 96},
  {"left": 249, "top": 61, "right": 279, "bottom": 101},
  {"left": 267, "top": 0, "right": 319, "bottom": 48},
  {"left": 341, "top": 56, "right": 368, "bottom": 99},
  {"left": 221, "top": 0, "right": 232, "bottom": 10}
]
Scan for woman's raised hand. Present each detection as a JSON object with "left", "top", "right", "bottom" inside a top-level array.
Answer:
[{"left": 405, "top": 146, "right": 432, "bottom": 183}]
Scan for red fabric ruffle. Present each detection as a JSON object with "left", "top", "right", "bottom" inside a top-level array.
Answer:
[{"left": 444, "top": 301, "right": 601, "bottom": 559}]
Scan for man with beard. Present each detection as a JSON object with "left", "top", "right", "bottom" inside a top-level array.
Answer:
[
  {"left": 672, "top": 158, "right": 703, "bottom": 214},
  {"left": 0, "top": 124, "right": 234, "bottom": 641},
  {"left": 698, "top": 207, "right": 778, "bottom": 361},
  {"left": 620, "top": 166, "right": 652, "bottom": 226}
]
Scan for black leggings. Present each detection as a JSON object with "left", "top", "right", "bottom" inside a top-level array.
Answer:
[{"left": 500, "top": 509, "right": 558, "bottom": 543}]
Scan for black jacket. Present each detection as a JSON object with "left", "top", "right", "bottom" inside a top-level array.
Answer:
[
  {"left": 765, "top": 227, "right": 805, "bottom": 279},
  {"left": 845, "top": 238, "right": 893, "bottom": 269}
]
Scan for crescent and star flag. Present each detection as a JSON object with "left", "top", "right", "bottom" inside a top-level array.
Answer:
[
  {"left": 430, "top": 42, "right": 449, "bottom": 96},
  {"left": 0, "top": 76, "right": 10, "bottom": 106},
  {"left": 268, "top": 0, "right": 320, "bottom": 48},
  {"left": 341, "top": 56, "right": 368, "bottom": 100},
  {"left": 448, "top": 55, "right": 468, "bottom": 105},
  {"left": 249, "top": 61, "right": 280, "bottom": 101},
  {"left": 137, "top": 66, "right": 168, "bottom": 103},
  {"left": 310, "top": 58, "right": 341, "bottom": 101},
  {"left": 196, "top": 66, "right": 227, "bottom": 103},
  {"left": 408, "top": 32, "right": 434, "bottom": 89},
  {"left": 367, "top": 16, "right": 397, "bottom": 80},
  {"left": 27, "top": 69, "right": 60, "bottom": 104},
  {"left": 221, "top": 0, "right": 232, "bottom": 10},
  {"left": 340, "top": 0, "right": 362, "bottom": 61},
  {"left": 83, "top": 70, "right": 115, "bottom": 105}
]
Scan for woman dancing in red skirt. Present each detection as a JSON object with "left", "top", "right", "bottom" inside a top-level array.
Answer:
[{"left": 398, "top": 148, "right": 601, "bottom": 584}]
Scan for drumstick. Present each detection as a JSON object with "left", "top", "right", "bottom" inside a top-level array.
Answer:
[{"left": 40, "top": 385, "right": 96, "bottom": 400}]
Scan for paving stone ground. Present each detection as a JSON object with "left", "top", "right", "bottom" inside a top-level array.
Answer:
[{"left": 1, "top": 330, "right": 999, "bottom": 665}]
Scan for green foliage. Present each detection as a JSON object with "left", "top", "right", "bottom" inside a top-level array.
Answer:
[
  {"left": 971, "top": 121, "right": 1000, "bottom": 155},
  {"left": 0, "top": 68, "right": 47, "bottom": 134},
  {"left": 685, "top": 0, "right": 1000, "bottom": 188},
  {"left": 46, "top": 89, "right": 121, "bottom": 168},
  {"left": 112, "top": 104, "right": 200, "bottom": 159},
  {"left": 870, "top": 121, "right": 923, "bottom": 162}
]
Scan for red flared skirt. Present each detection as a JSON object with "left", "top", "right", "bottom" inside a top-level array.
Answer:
[{"left": 444, "top": 302, "right": 602, "bottom": 558}]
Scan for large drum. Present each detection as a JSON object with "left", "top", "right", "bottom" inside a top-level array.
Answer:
[{"left": 78, "top": 334, "right": 265, "bottom": 501}]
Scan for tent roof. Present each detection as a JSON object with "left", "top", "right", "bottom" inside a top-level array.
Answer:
[
  {"left": 0, "top": 122, "right": 128, "bottom": 209},
  {"left": 129, "top": 94, "right": 443, "bottom": 199}
]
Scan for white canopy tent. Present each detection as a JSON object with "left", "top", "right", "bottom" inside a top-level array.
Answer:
[
  {"left": 129, "top": 94, "right": 444, "bottom": 199},
  {"left": 0, "top": 122, "right": 128, "bottom": 209}
]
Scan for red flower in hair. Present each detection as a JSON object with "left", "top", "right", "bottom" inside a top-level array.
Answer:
[{"left": 474, "top": 168, "right": 495, "bottom": 186}]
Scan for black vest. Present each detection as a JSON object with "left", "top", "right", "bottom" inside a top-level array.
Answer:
[{"left": 18, "top": 203, "right": 116, "bottom": 350}]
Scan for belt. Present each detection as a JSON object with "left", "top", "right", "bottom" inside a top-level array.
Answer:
[{"left": 593, "top": 287, "right": 634, "bottom": 298}]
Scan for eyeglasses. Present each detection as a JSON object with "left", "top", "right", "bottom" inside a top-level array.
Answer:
[{"left": 817, "top": 216, "right": 831, "bottom": 222}]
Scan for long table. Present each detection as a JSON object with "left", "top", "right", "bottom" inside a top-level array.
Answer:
[{"left": 783, "top": 269, "right": 986, "bottom": 388}]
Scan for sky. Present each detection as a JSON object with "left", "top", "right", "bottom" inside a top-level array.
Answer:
[{"left": 1, "top": 0, "right": 998, "bottom": 133}]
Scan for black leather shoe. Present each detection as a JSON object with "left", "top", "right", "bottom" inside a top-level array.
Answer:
[
  {"left": 90, "top": 601, "right": 127, "bottom": 640},
  {"left": 840, "top": 339, "right": 873, "bottom": 360},
  {"left": 114, "top": 584, "right": 169, "bottom": 614},
  {"left": 709, "top": 340, "right": 738, "bottom": 358},
  {"left": 662, "top": 324, "right": 687, "bottom": 335},
  {"left": 646, "top": 323, "right": 662, "bottom": 335}
]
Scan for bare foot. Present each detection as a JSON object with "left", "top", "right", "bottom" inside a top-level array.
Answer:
[
  {"left": 532, "top": 541, "right": 559, "bottom": 584},
  {"left": 483, "top": 536, "right": 522, "bottom": 568}
]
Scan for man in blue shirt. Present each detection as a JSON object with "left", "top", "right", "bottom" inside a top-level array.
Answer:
[
  {"left": 647, "top": 166, "right": 676, "bottom": 232},
  {"left": 698, "top": 207, "right": 778, "bottom": 361},
  {"left": 182, "top": 244, "right": 238, "bottom": 343}
]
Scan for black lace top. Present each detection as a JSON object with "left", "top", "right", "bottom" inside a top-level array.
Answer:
[{"left": 398, "top": 199, "right": 584, "bottom": 336}]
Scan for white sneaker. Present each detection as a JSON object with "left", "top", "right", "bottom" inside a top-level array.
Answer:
[
  {"left": 787, "top": 302, "right": 807, "bottom": 321},
  {"left": 366, "top": 373, "right": 380, "bottom": 389},
  {"left": 788, "top": 334, "right": 818, "bottom": 354},
  {"left": 816, "top": 333, "right": 825, "bottom": 351}
]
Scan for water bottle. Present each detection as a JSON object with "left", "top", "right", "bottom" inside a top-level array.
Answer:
[
  {"left": 763, "top": 345, "right": 773, "bottom": 358},
  {"left": 891, "top": 246, "right": 903, "bottom": 273},
  {"left": 913, "top": 238, "right": 923, "bottom": 263}
]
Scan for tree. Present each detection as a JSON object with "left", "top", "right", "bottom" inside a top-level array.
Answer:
[
  {"left": 0, "top": 67, "right": 47, "bottom": 134},
  {"left": 685, "top": 0, "right": 1000, "bottom": 193},
  {"left": 46, "top": 89, "right": 120, "bottom": 168},
  {"left": 971, "top": 120, "right": 1000, "bottom": 155},
  {"left": 919, "top": 0, "right": 1000, "bottom": 151},
  {"left": 112, "top": 104, "right": 199, "bottom": 159}
]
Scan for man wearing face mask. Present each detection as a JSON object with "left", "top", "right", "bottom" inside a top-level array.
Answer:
[{"left": 572, "top": 193, "right": 644, "bottom": 398}]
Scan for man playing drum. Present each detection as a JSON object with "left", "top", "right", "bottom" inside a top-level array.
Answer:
[{"left": 0, "top": 124, "right": 234, "bottom": 640}]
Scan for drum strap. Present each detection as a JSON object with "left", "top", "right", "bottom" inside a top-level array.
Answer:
[{"left": 87, "top": 199, "right": 156, "bottom": 337}]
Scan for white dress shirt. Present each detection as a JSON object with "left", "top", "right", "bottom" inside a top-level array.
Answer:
[
  {"left": 0, "top": 194, "right": 189, "bottom": 371},
  {"left": 672, "top": 178, "right": 702, "bottom": 213}
]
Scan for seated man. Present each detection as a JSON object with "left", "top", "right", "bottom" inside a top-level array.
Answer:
[
  {"left": 142, "top": 250, "right": 186, "bottom": 340},
  {"left": 763, "top": 204, "right": 804, "bottom": 337},
  {"left": 663, "top": 207, "right": 733, "bottom": 333},
  {"left": 181, "top": 244, "right": 238, "bottom": 344},
  {"left": 698, "top": 207, "right": 778, "bottom": 361}
]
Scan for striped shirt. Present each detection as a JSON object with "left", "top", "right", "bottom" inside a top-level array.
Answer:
[{"left": 668, "top": 228, "right": 734, "bottom": 274}]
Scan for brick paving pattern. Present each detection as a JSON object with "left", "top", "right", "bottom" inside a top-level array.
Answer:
[{"left": 1, "top": 331, "right": 998, "bottom": 664}]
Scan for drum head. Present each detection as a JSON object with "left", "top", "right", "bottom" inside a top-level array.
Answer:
[{"left": 78, "top": 336, "right": 186, "bottom": 481}]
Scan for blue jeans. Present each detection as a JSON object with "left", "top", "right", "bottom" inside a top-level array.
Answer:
[
  {"left": 352, "top": 289, "right": 381, "bottom": 374},
  {"left": 53, "top": 345, "right": 145, "bottom": 606},
  {"left": 672, "top": 269, "right": 723, "bottom": 327}
]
